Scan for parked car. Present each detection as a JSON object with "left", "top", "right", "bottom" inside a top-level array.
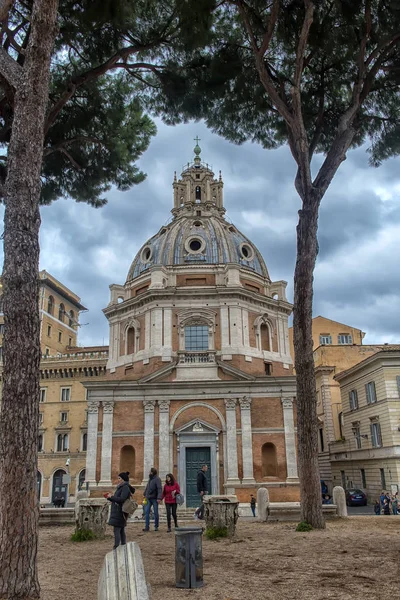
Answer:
[{"left": 345, "top": 489, "right": 367, "bottom": 506}]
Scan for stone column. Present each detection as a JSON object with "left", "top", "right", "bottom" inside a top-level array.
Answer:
[
  {"left": 224, "top": 399, "right": 240, "bottom": 484},
  {"left": 239, "top": 396, "right": 256, "bottom": 484},
  {"left": 158, "top": 400, "right": 170, "bottom": 480},
  {"left": 281, "top": 398, "right": 299, "bottom": 481},
  {"left": 86, "top": 401, "right": 100, "bottom": 485},
  {"left": 99, "top": 401, "right": 115, "bottom": 486},
  {"left": 142, "top": 399, "right": 156, "bottom": 484}
]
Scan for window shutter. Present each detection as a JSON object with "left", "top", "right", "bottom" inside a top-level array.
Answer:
[
  {"left": 365, "top": 383, "right": 370, "bottom": 404},
  {"left": 377, "top": 423, "right": 382, "bottom": 447},
  {"left": 370, "top": 423, "right": 374, "bottom": 446},
  {"left": 397, "top": 376, "right": 400, "bottom": 397},
  {"left": 349, "top": 391, "right": 353, "bottom": 409}
]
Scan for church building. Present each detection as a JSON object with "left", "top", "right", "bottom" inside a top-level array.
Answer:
[{"left": 85, "top": 142, "right": 300, "bottom": 505}]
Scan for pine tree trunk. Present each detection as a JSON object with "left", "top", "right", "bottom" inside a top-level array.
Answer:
[
  {"left": 0, "top": 2, "right": 58, "bottom": 598},
  {"left": 293, "top": 190, "right": 325, "bottom": 530}
]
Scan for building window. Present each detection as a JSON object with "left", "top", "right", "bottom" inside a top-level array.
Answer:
[
  {"left": 69, "top": 310, "right": 75, "bottom": 328},
  {"left": 78, "top": 469, "right": 86, "bottom": 490},
  {"left": 58, "top": 331, "right": 62, "bottom": 343},
  {"left": 38, "top": 434, "right": 43, "bottom": 452},
  {"left": 195, "top": 186, "right": 201, "bottom": 201},
  {"left": 40, "top": 388, "right": 47, "bottom": 403},
  {"left": 360, "top": 469, "right": 367, "bottom": 488},
  {"left": 82, "top": 432, "right": 88, "bottom": 452},
  {"left": 47, "top": 295, "right": 54, "bottom": 315},
  {"left": 365, "top": 381, "right": 377, "bottom": 404},
  {"left": 47, "top": 325, "right": 51, "bottom": 337},
  {"left": 338, "top": 334, "right": 352, "bottom": 344},
  {"left": 380, "top": 468, "right": 386, "bottom": 489},
  {"left": 338, "top": 412, "right": 344, "bottom": 439},
  {"left": 319, "top": 334, "right": 332, "bottom": 345},
  {"left": 58, "top": 303, "right": 65, "bottom": 322},
  {"left": 319, "top": 428, "right": 325, "bottom": 453},
  {"left": 39, "top": 413, "right": 44, "bottom": 426},
  {"left": 60, "top": 412, "right": 68, "bottom": 423},
  {"left": 60, "top": 387, "right": 71, "bottom": 402},
  {"left": 0, "top": 323, "right": 5, "bottom": 335},
  {"left": 370, "top": 421, "right": 382, "bottom": 447},
  {"left": 349, "top": 389, "right": 359, "bottom": 410},
  {"left": 352, "top": 423, "right": 361, "bottom": 449},
  {"left": 45, "top": 347, "right": 50, "bottom": 357},
  {"left": 184, "top": 325, "right": 208, "bottom": 351},
  {"left": 264, "top": 362, "right": 272, "bottom": 376},
  {"left": 57, "top": 433, "right": 69, "bottom": 452},
  {"left": 340, "top": 470, "right": 346, "bottom": 489},
  {"left": 68, "top": 337, "right": 72, "bottom": 347},
  {"left": 0, "top": 346, "right": 3, "bottom": 361}
]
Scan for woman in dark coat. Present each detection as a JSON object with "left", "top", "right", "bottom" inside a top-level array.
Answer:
[{"left": 106, "top": 471, "right": 135, "bottom": 549}]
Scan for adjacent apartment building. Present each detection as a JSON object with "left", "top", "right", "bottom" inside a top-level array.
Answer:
[{"left": 331, "top": 348, "right": 400, "bottom": 500}]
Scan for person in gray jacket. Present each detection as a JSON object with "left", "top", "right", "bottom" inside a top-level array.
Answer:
[{"left": 143, "top": 467, "right": 162, "bottom": 531}]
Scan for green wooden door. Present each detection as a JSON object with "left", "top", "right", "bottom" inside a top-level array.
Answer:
[{"left": 185, "top": 447, "right": 211, "bottom": 508}]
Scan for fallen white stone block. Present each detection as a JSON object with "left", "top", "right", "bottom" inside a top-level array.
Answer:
[{"left": 98, "top": 542, "right": 150, "bottom": 599}]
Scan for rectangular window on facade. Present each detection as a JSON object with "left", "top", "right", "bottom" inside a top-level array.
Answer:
[
  {"left": 338, "top": 412, "right": 344, "bottom": 439},
  {"left": 360, "top": 469, "right": 367, "bottom": 488},
  {"left": 40, "top": 388, "right": 46, "bottom": 403},
  {"left": 38, "top": 434, "right": 43, "bottom": 452},
  {"left": 365, "top": 381, "right": 377, "bottom": 404},
  {"left": 338, "top": 333, "right": 353, "bottom": 344},
  {"left": 370, "top": 421, "right": 382, "bottom": 447},
  {"left": 45, "top": 347, "right": 49, "bottom": 356},
  {"left": 319, "top": 334, "right": 332, "bottom": 345},
  {"left": 341, "top": 470, "right": 346, "bottom": 489},
  {"left": 47, "top": 325, "right": 51, "bottom": 337},
  {"left": 319, "top": 428, "right": 325, "bottom": 453},
  {"left": 57, "top": 433, "right": 69, "bottom": 452},
  {"left": 264, "top": 362, "right": 272, "bottom": 376},
  {"left": 60, "top": 412, "right": 68, "bottom": 423},
  {"left": 0, "top": 346, "right": 3, "bottom": 361},
  {"left": 397, "top": 376, "right": 400, "bottom": 397},
  {"left": 353, "top": 424, "right": 361, "bottom": 449},
  {"left": 39, "top": 413, "right": 44, "bottom": 425},
  {"left": 349, "top": 389, "right": 359, "bottom": 410},
  {"left": 82, "top": 432, "right": 88, "bottom": 452},
  {"left": 68, "top": 337, "right": 72, "bottom": 347},
  {"left": 184, "top": 325, "right": 209, "bottom": 351},
  {"left": 60, "top": 387, "right": 71, "bottom": 402},
  {"left": 58, "top": 331, "right": 62, "bottom": 343},
  {"left": 380, "top": 468, "right": 386, "bottom": 489},
  {"left": 0, "top": 323, "right": 4, "bottom": 335}
]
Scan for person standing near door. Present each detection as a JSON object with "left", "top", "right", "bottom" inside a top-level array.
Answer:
[
  {"left": 162, "top": 473, "right": 180, "bottom": 532},
  {"left": 196, "top": 464, "right": 208, "bottom": 520},
  {"left": 143, "top": 467, "right": 162, "bottom": 532}
]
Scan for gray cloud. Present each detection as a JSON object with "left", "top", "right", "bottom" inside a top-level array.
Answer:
[{"left": 0, "top": 119, "right": 399, "bottom": 346}]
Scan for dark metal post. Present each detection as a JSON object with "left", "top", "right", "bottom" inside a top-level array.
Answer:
[{"left": 174, "top": 527, "right": 204, "bottom": 588}]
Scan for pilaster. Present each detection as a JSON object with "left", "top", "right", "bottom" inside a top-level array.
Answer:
[
  {"left": 158, "top": 400, "right": 171, "bottom": 479},
  {"left": 142, "top": 399, "right": 156, "bottom": 484},
  {"left": 281, "top": 397, "right": 299, "bottom": 481},
  {"left": 224, "top": 398, "right": 240, "bottom": 485},
  {"left": 239, "top": 396, "right": 256, "bottom": 484},
  {"left": 86, "top": 401, "right": 100, "bottom": 485},
  {"left": 98, "top": 401, "right": 115, "bottom": 486}
]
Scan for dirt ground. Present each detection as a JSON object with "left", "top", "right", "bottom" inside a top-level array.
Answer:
[{"left": 39, "top": 517, "right": 400, "bottom": 600}]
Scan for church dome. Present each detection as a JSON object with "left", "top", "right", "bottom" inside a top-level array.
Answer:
[{"left": 126, "top": 142, "right": 269, "bottom": 282}]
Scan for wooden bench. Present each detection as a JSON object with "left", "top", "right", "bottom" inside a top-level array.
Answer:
[{"left": 98, "top": 542, "right": 150, "bottom": 599}]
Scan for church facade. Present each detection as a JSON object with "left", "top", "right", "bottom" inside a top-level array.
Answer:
[{"left": 85, "top": 143, "right": 300, "bottom": 505}]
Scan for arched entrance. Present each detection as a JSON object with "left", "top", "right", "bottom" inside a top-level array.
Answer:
[
  {"left": 78, "top": 469, "right": 86, "bottom": 491},
  {"left": 52, "top": 469, "right": 68, "bottom": 507}
]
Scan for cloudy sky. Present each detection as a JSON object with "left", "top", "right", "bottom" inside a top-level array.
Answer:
[{"left": 2, "top": 120, "right": 399, "bottom": 347}]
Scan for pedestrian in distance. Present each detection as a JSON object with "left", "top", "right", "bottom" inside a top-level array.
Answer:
[
  {"left": 374, "top": 499, "right": 381, "bottom": 515},
  {"left": 383, "top": 499, "right": 391, "bottom": 515},
  {"left": 106, "top": 471, "right": 136, "bottom": 550},
  {"left": 195, "top": 464, "right": 208, "bottom": 520},
  {"left": 143, "top": 467, "right": 162, "bottom": 532},
  {"left": 392, "top": 493, "right": 398, "bottom": 515},
  {"left": 250, "top": 494, "right": 256, "bottom": 517},
  {"left": 162, "top": 473, "right": 180, "bottom": 532}
]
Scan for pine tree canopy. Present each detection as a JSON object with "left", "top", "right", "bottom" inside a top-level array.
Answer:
[
  {"left": 0, "top": 0, "right": 217, "bottom": 206},
  {"left": 146, "top": 0, "right": 400, "bottom": 171}
]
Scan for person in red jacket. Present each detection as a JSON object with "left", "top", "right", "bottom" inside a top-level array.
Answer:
[{"left": 162, "top": 473, "right": 180, "bottom": 532}]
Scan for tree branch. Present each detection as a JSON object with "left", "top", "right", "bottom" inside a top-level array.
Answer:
[
  {"left": 0, "top": 46, "right": 21, "bottom": 88},
  {"left": 43, "top": 135, "right": 104, "bottom": 157},
  {"left": 259, "top": 0, "right": 280, "bottom": 56},
  {"left": 58, "top": 147, "right": 82, "bottom": 170},
  {"left": 44, "top": 43, "right": 161, "bottom": 135}
]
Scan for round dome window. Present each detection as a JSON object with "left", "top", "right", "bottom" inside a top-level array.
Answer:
[
  {"left": 240, "top": 243, "right": 254, "bottom": 261},
  {"left": 141, "top": 246, "right": 152, "bottom": 262},
  {"left": 185, "top": 236, "right": 205, "bottom": 254}
]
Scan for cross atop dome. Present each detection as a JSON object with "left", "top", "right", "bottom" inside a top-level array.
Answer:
[{"left": 193, "top": 135, "right": 201, "bottom": 166}]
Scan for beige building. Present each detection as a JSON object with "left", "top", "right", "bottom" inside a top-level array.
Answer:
[
  {"left": 331, "top": 348, "right": 400, "bottom": 500},
  {"left": 0, "top": 271, "right": 108, "bottom": 505}
]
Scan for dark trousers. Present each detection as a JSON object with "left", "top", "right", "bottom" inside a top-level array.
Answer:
[
  {"left": 113, "top": 526, "right": 126, "bottom": 549},
  {"left": 197, "top": 494, "right": 206, "bottom": 519},
  {"left": 165, "top": 503, "right": 178, "bottom": 529},
  {"left": 251, "top": 505, "right": 256, "bottom": 517}
]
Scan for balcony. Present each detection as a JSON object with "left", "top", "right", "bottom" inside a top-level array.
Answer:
[{"left": 178, "top": 350, "right": 216, "bottom": 364}]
